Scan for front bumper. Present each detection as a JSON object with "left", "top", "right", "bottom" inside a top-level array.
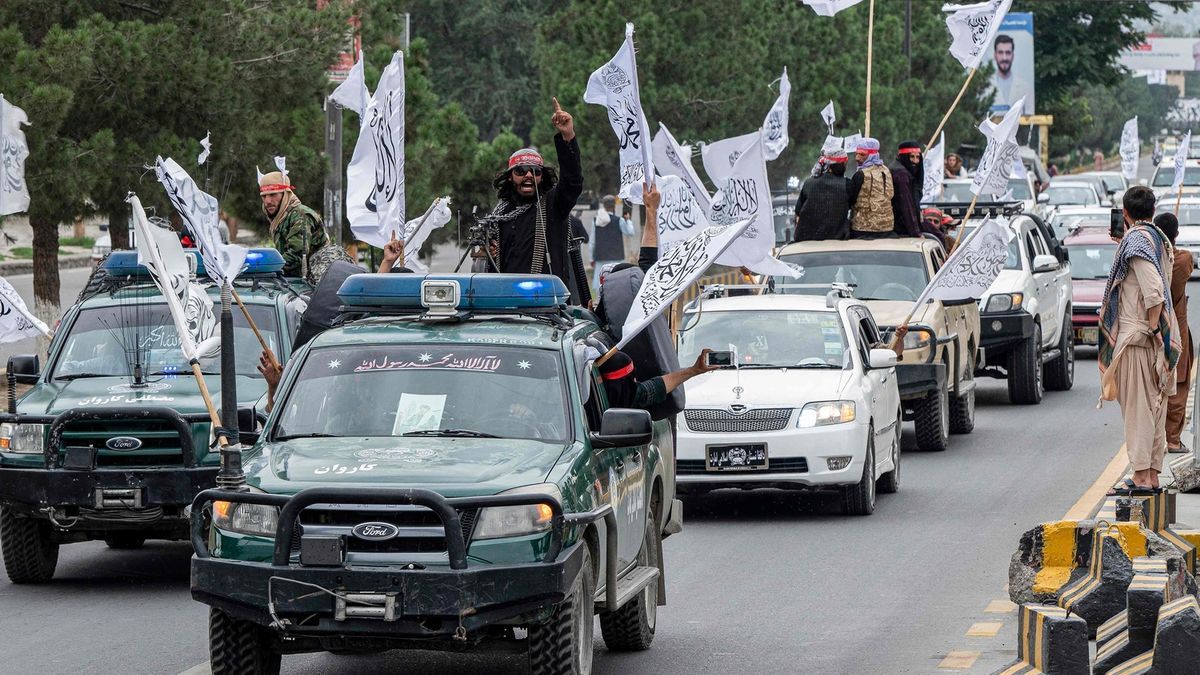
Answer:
[
  {"left": 1071, "top": 307, "right": 1100, "bottom": 346},
  {"left": 895, "top": 363, "right": 946, "bottom": 400},
  {"left": 979, "top": 310, "right": 1035, "bottom": 353}
]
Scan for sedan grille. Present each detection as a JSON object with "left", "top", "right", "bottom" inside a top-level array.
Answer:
[
  {"left": 684, "top": 408, "right": 792, "bottom": 433},
  {"left": 677, "top": 457, "right": 809, "bottom": 474}
]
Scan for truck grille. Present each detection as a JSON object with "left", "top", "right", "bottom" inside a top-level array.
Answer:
[
  {"left": 57, "top": 419, "right": 197, "bottom": 467},
  {"left": 298, "top": 505, "right": 479, "bottom": 555},
  {"left": 684, "top": 408, "right": 793, "bottom": 433},
  {"left": 677, "top": 457, "right": 809, "bottom": 474}
]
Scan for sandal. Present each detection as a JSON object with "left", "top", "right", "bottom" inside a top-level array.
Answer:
[
  {"left": 1106, "top": 477, "right": 1162, "bottom": 496},
  {"left": 1168, "top": 444, "right": 1189, "bottom": 454}
]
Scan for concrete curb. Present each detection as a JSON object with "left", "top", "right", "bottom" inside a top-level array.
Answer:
[
  {"left": 0, "top": 252, "right": 93, "bottom": 276},
  {"left": 1093, "top": 561, "right": 1174, "bottom": 674},
  {"left": 990, "top": 604, "right": 1088, "bottom": 675},
  {"left": 1107, "top": 595, "right": 1200, "bottom": 674}
]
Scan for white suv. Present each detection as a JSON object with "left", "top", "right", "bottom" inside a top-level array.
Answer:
[{"left": 675, "top": 286, "right": 901, "bottom": 515}]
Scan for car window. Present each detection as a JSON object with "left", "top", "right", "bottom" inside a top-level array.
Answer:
[
  {"left": 678, "top": 309, "right": 850, "bottom": 369},
  {"left": 777, "top": 250, "right": 930, "bottom": 302},
  {"left": 931, "top": 247, "right": 945, "bottom": 272},
  {"left": 1046, "top": 186, "right": 1098, "bottom": 206},
  {"left": 1066, "top": 243, "right": 1116, "bottom": 280},
  {"left": 1030, "top": 228, "right": 1049, "bottom": 257},
  {"left": 1153, "top": 166, "right": 1200, "bottom": 187},
  {"left": 583, "top": 367, "right": 606, "bottom": 431},
  {"left": 1023, "top": 231, "right": 1038, "bottom": 263},
  {"left": 1158, "top": 206, "right": 1200, "bottom": 226},
  {"left": 941, "top": 182, "right": 974, "bottom": 201},
  {"left": 1007, "top": 178, "right": 1032, "bottom": 200}
]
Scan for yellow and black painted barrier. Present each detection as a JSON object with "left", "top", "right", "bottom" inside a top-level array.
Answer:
[
  {"left": 1100, "top": 491, "right": 1199, "bottom": 575},
  {"left": 1009, "top": 520, "right": 1162, "bottom": 606},
  {"left": 1106, "top": 595, "right": 1200, "bottom": 674},
  {"left": 1056, "top": 523, "right": 1146, "bottom": 634},
  {"left": 990, "top": 604, "right": 1088, "bottom": 675},
  {"left": 1093, "top": 559, "right": 1174, "bottom": 674}
]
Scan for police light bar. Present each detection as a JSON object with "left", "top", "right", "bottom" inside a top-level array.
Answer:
[
  {"left": 337, "top": 273, "right": 570, "bottom": 311},
  {"left": 103, "top": 248, "right": 284, "bottom": 278}
]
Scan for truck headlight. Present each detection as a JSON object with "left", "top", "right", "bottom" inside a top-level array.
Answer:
[
  {"left": 474, "top": 483, "right": 561, "bottom": 540},
  {"left": 985, "top": 293, "right": 1024, "bottom": 313},
  {"left": 902, "top": 329, "right": 933, "bottom": 351},
  {"left": 213, "top": 497, "right": 279, "bottom": 538},
  {"left": 0, "top": 423, "right": 45, "bottom": 454},
  {"left": 797, "top": 401, "right": 856, "bottom": 427}
]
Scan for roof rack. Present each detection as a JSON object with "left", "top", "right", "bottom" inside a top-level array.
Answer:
[{"left": 933, "top": 201, "right": 1025, "bottom": 219}]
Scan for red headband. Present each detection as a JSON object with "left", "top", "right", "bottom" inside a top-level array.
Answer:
[
  {"left": 898, "top": 147, "right": 922, "bottom": 156},
  {"left": 601, "top": 362, "right": 635, "bottom": 380},
  {"left": 508, "top": 153, "right": 544, "bottom": 169},
  {"left": 858, "top": 148, "right": 879, "bottom": 155},
  {"left": 259, "top": 184, "right": 293, "bottom": 194},
  {"left": 824, "top": 155, "right": 849, "bottom": 164}
]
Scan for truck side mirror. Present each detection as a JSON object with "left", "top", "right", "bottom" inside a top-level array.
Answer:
[
  {"left": 868, "top": 348, "right": 898, "bottom": 369},
  {"left": 1036, "top": 193, "right": 1050, "bottom": 204},
  {"left": 7, "top": 355, "right": 39, "bottom": 385},
  {"left": 1032, "top": 254, "right": 1059, "bottom": 274},
  {"left": 592, "top": 408, "right": 653, "bottom": 448}
]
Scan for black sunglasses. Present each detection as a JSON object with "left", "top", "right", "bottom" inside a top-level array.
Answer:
[{"left": 512, "top": 165, "right": 543, "bottom": 177}]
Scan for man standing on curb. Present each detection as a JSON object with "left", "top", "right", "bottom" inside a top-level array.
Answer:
[{"left": 1155, "top": 212, "right": 1194, "bottom": 454}]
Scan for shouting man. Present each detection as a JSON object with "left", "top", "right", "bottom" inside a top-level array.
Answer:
[{"left": 259, "top": 171, "right": 328, "bottom": 279}]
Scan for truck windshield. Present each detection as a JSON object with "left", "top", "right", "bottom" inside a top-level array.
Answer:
[
  {"left": 678, "top": 310, "right": 850, "bottom": 369},
  {"left": 777, "top": 250, "right": 929, "bottom": 302},
  {"left": 273, "top": 345, "right": 568, "bottom": 442},
  {"left": 1153, "top": 166, "right": 1200, "bottom": 187},
  {"left": 52, "top": 303, "right": 279, "bottom": 379}
]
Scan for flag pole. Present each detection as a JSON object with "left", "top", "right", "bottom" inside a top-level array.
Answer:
[
  {"left": 926, "top": 67, "right": 977, "bottom": 149},
  {"left": 865, "top": 0, "right": 875, "bottom": 137},
  {"left": 1176, "top": 189, "right": 1184, "bottom": 217},
  {"left": 951, "top": 193, "right": 980, "bottom": 252},
  {"left": 595, "top": 345, "right": 620, "bottom": 367},
  {"left": 888, "top": 217, "right": 986, "bottom": 348},
  {"left": 230, "top": 288, "right": 279, "bottom": 369},
  {"left": 190, "top": 362, "right": 228, "bottom": 448}
]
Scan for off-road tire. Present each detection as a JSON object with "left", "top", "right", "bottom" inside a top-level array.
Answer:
[
  {"left": 949, "top": 348, "right": 976, "bottom": 434},
  {"left": 0, "top": 507, "right": 58, "bottom": 583},
  {"left": 841, "top": 431, "right": 876, "bottom": 515},
  {"left": 103, "top": 533, "right": 146, "bottom": 550},
  {"left": 913, "top": 387, "right": 950, "bottom": 452},
  {"left": 877, "top": 414, "right": 902, "bottom": 494},
  {"left": 209, "top": 608, "right": 281, "bottom": 675},
  {"left": 601, "top": 505, "right": 659, "bottom": 651},
  {"left": 1008, "top": 323, "right": 1044, "bottom": 404},
  {"left": 530, "top": 545, "right": 595, "bottom": 675},
  {"left": 1045, "top": 315, "right": 1075, "bottom": 391}
]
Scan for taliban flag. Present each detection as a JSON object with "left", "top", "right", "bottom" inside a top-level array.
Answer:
[
  {"left": 348, "top": 51, "right": 405, "bottom": 247},
  {"left": 654, "top": 174, "right": 711, "bottom": 256},
  {"left": 652, "top": 123, "right": 711, "bottom": 212},
  {"left": 913, "top": 218, "right": 1013, "bottom": 306},
  {"left": 762, "top": 67, "right": 791, "bottom": 161},
  {"left": 970, "top": 97, "right": 1025, "bottom": 198},
  {"left": 388, "top": 196, "right": 452, "bottom": 274},
  {"left": 708, "top": 135, "right": 800, "bottom": 278},
  {"left": 0, "top": 94, "right": 30, "bottom": 216},
  {"left": 1173, "top": 130, "right": 1191, "bottom": 195},
  {"left": 820, "top": 100, "right": 836, "bottom": 135},
  {"left": 923, "top": 132, "right": 946, "bottom": 203},
  {"left": 155, "top": 156, "right": 248, "bottom": 287},
  {"left": 1120, "top": 117, "right": 1139, "bottom": 182},
  {"left": 585, "top": 23, "right": 653, "bottom": 204},
  {"left": 0, "top": 277, "right": 50, "bottom": 343},
  {"left": 617, "top": 218, "right": 752, "bottom": 349},
  {"left": 701, "top": 131, "right": 758, "bottom": 187},
  {"left": 800, "top": 0, "right": 866, "bottom": 16},
  {"left": 329, "top": 48, "right": 369, "bottom": 117},
  {"left": 943, "top": 0, "right": 1014, "bottom": 70}
]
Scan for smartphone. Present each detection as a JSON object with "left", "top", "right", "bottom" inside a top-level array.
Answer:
[
  {"left": 1110, "top": 208, "right": 1125, "bottom": 239},
  {"left": 705, "top": 350, "right": 734, "bottom": 368}
]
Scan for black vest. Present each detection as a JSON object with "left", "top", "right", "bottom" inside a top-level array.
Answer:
[{"left": 592, "top": 213, "right": 626, "bottom": 262}]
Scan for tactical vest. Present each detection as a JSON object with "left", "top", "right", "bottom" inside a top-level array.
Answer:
[
  {"left": 851, "top": 164, "right": 895, "bottom": 233},
  {"left": 592, "top": 213, "right": 626, "bottom": 262}
]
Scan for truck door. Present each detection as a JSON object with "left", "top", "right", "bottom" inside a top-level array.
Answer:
[{"left": 585, "top": 366, "right": 644, "bottom": 572}]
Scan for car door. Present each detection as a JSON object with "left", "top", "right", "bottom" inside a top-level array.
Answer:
[
  {"left": 857, "top": 308, "right": 900, "bottom": 435},
  {"left": 1027, "top": 226, "right": 1059, "bottom": 346},
  {"left": 929, "top": 244, "right": 964, "bottom": 380},
  {"left": 583, "top": 361, "right": 644, "bottom": 571}
]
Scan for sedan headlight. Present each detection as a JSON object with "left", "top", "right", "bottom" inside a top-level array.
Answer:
[
  {"left": 902, "top": 329, "right": 933, "bottom": 351},
  {"left": 213, "top": 497, "right": 279, "bottom": 538},
  {"left": 474, "top": 483, "right": 561, "bottom": 540},
  {"left": 0, "top": 423, "right": 45, "bottom": 454},
  {"left": 797, "top": 401, "right": 856, "bottom": 427},
  {"left": 985, "top": 293, "right": 1024, "bottom": 313}
]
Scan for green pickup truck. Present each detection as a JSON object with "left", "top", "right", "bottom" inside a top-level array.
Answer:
[
  {"left": 0, "top": 249, "right": 305, "bottom": 582},
  {"left": 190, "top": 273, "right": 678, "bottom": 674}
]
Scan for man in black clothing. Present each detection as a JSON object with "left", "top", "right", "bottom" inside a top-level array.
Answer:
[
  {"left": 482, "top": 97, "right": 584, "bottom": 298},
  {"left": 890, "top": 140, "right": 924, "bottom": 238},
  {"left": 793, "top": 149, "right": 852, "bottom": 241}
]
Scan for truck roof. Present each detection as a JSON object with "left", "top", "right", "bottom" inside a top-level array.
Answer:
[
  {"left": 778, "top": 237, "right": 939, "bottom": 256},
  {"left": 683, "top": 292, "right": 843, "bottom": 314},
  {"left": 311, "top": 314, "right": 591, "bottom": 351}
]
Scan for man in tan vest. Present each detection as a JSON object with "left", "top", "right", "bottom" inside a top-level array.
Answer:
[{"left": 849, "top": 137, "right": 895, "bottom": 238}]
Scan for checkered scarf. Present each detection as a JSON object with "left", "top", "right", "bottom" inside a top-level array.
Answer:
[{"left": 1099, "top": 222, "right": 1180, "bottom": 371}]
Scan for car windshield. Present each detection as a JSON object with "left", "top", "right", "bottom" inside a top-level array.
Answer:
[
  {"left": 777, "top": 250, "right": 929, "bottom": 302},
  {"left": 1153, "top": 166, "right": 1200, "bottom": 187},
  {"left": 941, "top": 182, "right": 974, "bottom": 202},
  {"left": 1046, "top": 186, "right": 1097, "bottom": 206},
  {"left": 1007, "top": 178, "right": 1033, "bottom": 200},
  {"left": 678, "top": 310, "right": 850, "bottom": 369},
  {"left": 1049, "top": 214, "right": 1107, "bottom": 240},
  {"left": 1066, "top": 243, "right": 1116, "bottom": 280},
  {"left": 1159, "top": 206, "right": 1200, "bottom": 226},
  {"left": 1099, "top": 176, "right": 1125, "bottom": 192},
  {"left": 273, "top": 345, "right": 568, "bottom": 442},
  {"left": 52, "top": 302, "right": 279, "bottom": 379}
]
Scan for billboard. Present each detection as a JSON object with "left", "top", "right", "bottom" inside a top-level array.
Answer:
[
  {"left": 1121, "top": 37, "right": 1200, "bottom": 72},
  {"left": 982, "top": 12, "right": 1035, "bottom": 116}
]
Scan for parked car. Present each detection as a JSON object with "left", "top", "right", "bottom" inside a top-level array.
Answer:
[
  {"left": 1039, "top": 181, "right": 1103, "bottom": 210},
  {"left": 675, "top": 285, "right": 901, "bottom": 514},
  {"left": 1061, "top": 227, "right": 1114, "bottom": 348}
]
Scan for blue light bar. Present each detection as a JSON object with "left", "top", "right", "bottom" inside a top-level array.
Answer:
[
  {"left": 240, "top": 248, "right": 285, "bottom": 275},
  {"left": 102, "top": 248, "right": 284, "bottom": 277},
  {"left": 337, "top": 273, "right": 570, "bottom": 311}
]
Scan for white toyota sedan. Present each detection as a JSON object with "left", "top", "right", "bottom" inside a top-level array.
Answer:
[{"left": 675, "top": 288, "right": 901, "bottom": 515}]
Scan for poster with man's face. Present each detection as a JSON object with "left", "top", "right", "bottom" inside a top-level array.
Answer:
[{"left": 982, "top": 12, "right": 1035, "bottom": 116}]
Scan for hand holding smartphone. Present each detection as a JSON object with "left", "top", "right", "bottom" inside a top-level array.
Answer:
[{"left": 1110, "top": 208, "right": 1125, "bottom": 240}]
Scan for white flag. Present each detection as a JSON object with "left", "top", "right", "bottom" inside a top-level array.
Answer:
[
  {"left": 801, "top": 0, "right": 866, "bottom": 16},
  {"left": 1173, "top": 130, "right": 1191, "bottom": 194},
  {"left": 762, "top": 68, "right": 790, "bottom": 161},
  {"left": 156, "top": 156, "right": 248, "bottom": 287},
  {"left": 330, "top": 49, "right": 369, "bottom": 117},
  {"left": 1120, "top": 117, "right": 1139, "bottom": 181},
  {"left": 820, "top": 100, "right": 836, "bottom": 134},
  {"left": 709, "top": 136, "right": 800, "bottom": 278},
  {"left": 655, "top": 174, "right": 711, "bottom": 256},
  {"left": 274, "top": 156, "right": 287, "bottom": 176},
  {"left": 255, "top": 165, "right": 264, "bottom": 183},
  {"left": 617, "top": 218, "right": 752, "bottom": 349},
  {"left": 0, "top": 94, "right": 31, "bottom": 216},
  {"left": 914, "top": 218, "right": 1013, "bottom": 305},
  {"left": 197, "top": 132, "right": 211, "bottom": 166},
  {"left": 584, "top": 23, "right": 654, "bottom": 204},
  {"left": 390, "top": 197, "right": 452, "bottom": 274},
  {"left": 652, "top": 124, "right": 711, "bottom": 212},
  {"left": 0, "top": 277, "right": 50, "bottom": 342},
  {"left": 701, "top": 131, "right": 758, "bottom": 187},
  {"left": 943, "top": 0, "right": 1013, "bottom": 70},
  {"left": 971, "top": 97, "right": 1025, "bottom": 197},
  {"left": 348, "top": 51, "right": 406, "bottom": 243},
  {"left": 922, "top": 133, "right": 946, "bottom": 203}
]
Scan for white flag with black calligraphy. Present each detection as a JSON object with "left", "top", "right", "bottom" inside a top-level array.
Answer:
[
  {"left": 0, "top": 277, "right": 49, "bottom": 342},
  {"left": 1174, "top": 130, "right": 1191, "bottom": 194},
  {"left": 330, "top": 49, "right": 369, "bottom": 117},
  {"left": 389, "top": 196, "right": 452, "bottom": 274},
  {"left": 820, "top": 100, "right": 836, "bottom": 135},
  {"left": 155, "top": 156, "right": 248, "bottom": 287},
  {"left": 655, "top": 174, "right": 711, "bottom": 256},
  {"left": 652, "top": 124, "right": 711, "bottom": 213},
  {"left": 1120, "top": 117, "right": 1139, "bottom": 182},
  {"left": 585, "top": 23, "right": 653, "bottom": 204},
  {"left": 943, "top": 0, "right": 1013, "bottom": 70},
  {"left": 197, "top": 132, "right": 211, "bottom": 166},
  {"left": 762, "top": 67, "right": 790, "bottom": 161},
  {"left": 914, "top": 218, "right": 1013, "bottom": 305},
  {"left": 701, "top": 131, "right": 758, "bottom": 188},
  {"left": 801, "top": 0, "right": 866, "bottom": 16},
  {"left": 923, "top": 132, "right": 946, "bottom": 203},
  {"left": 971, "top": 97, "right": 1025, "bottom": 197},
  {"left": 708, "top": 136, "right": 800, "bottom": 278},
  {"left": 618, "top": 218, "right": 752, "bottom": 349},
  {"left": 348, "top": 51, "right": 405, "bottom": 244},
  {"left": 0, "top": 94, "right": 31, "bottom": 216}
]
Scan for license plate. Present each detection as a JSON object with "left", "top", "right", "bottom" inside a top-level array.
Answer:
[
  {"left": 706, "top": 444, "right": 768, "bottom": 471},
  {"left": 1075, "top": 327, "right": 1098, "bottom": 344}
]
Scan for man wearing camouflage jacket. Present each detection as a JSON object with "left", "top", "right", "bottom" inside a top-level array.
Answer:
[{"left": 259, "top": 171, "right": 328, "bottom": 278}]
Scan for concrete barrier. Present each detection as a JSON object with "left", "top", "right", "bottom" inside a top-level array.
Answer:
[
  {"left": 990, "top": 604, "right": 1088, "bottom": 675},
  {"left": 1115, "top": 491, "right": 1198, "bottom": 576},
  {"left": 1057, "top": 524, "right": 1141, "bottom": 634},
  {"left": 1168, "top": 451, "right": 1200, "bottom": 493},
  {"left": 1092, "top": 563, "right": 1174, "bottom": 674},
  {"left": 1107, "top": 595, "right": 1200, "bottom": 674}
]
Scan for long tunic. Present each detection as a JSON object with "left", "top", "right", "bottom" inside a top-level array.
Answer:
[{"left": 1167, "top": 249, "right": 1194, "bottom": 446}]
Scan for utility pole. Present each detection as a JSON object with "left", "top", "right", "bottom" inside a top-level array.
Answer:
[
  {"left": 904, "top": 0, "right": 912, "bottom": 75},
  {"left": 323, "top": 97, "right": 343, "bottom": 246}
]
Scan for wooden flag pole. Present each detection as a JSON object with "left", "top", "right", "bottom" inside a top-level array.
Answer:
[
  {"left": 230, "top": 288, "right": 279, "bottom": 369},
  {"left": 865, "top": 0, "right": 875, "bottom": 137},
  {"left": 927, "top": 67, "right": 978, "bottom": 150},
  {"left": 1176, "top": 189, "right": 1184, "bottom": 217},
  {"left": 595, "top": 346, "right": 620, "bottom": 368},
  {"left": 191, "top": 362, "right": 229, "bottom": 447}
]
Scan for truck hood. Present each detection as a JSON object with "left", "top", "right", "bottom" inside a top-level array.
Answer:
[
  {"left": 17, "top": 375, "right": 266, "bottom": 417},
  {"left": 1071, "top": 278, "right": 1105, "bottom": 306},
  {"left": 862, "top": 299, "right": 935, "bottom": 328},
  {"left": 245, "top": 436, "right": 572, "bottom": 497},
  {"left": 686, "top": 369, "right": 852, "bottom": 407}
]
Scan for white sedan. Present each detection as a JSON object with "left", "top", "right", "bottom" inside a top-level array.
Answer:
[{"left": 675, "top": 289, "right": 901, "bottom": 515}]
